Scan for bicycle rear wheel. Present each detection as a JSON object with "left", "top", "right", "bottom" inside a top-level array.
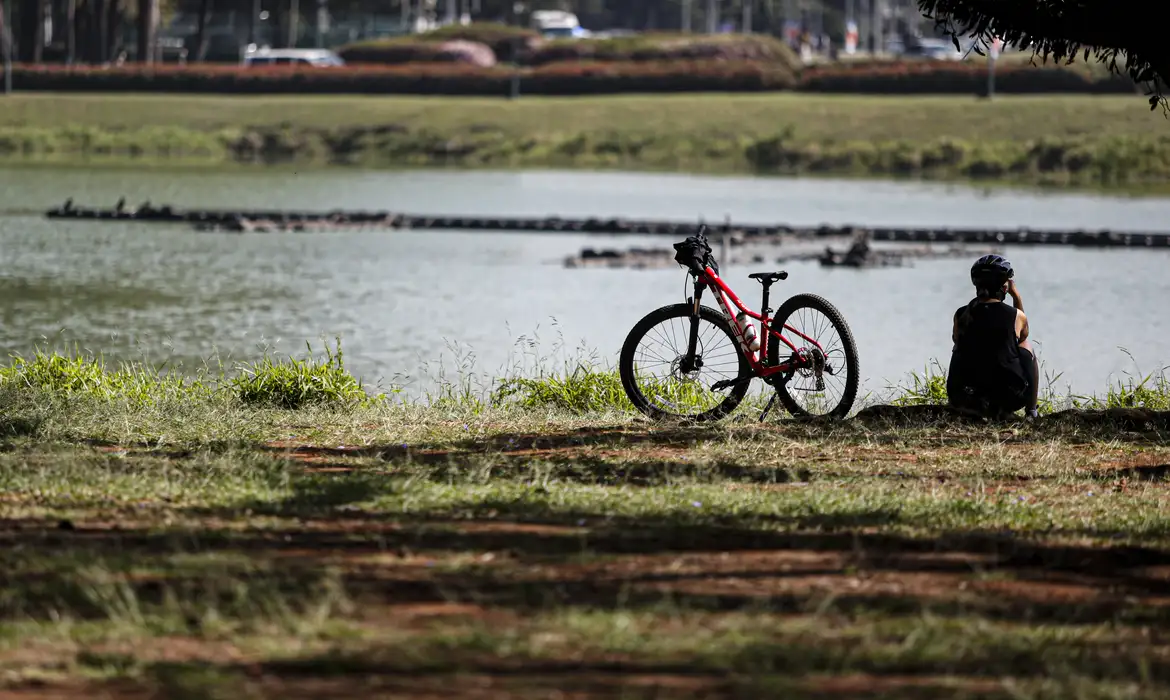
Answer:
[
  {"left": 767, "top": 293, "right": 859, "bottom": 419},
  {"left": 620, "top": 303, "right": 751, "bottom": 421}
]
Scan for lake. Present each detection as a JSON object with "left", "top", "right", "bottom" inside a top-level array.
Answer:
[{"left": 3, "top": 165, "right": 1170, "bottom": 400}]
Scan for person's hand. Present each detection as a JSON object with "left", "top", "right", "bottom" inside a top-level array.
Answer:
[{"left": 1006, "top": 279, "right": 1020, "bottom": 298}]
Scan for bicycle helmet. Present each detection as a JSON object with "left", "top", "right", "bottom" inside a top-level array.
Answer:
[{"left": 970, "top": 254, "right": 1013, "bottom": 290}]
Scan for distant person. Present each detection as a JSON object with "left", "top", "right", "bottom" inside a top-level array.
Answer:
[
  {"left": 843, "top": 230, "right": 870, "bottom": 266},
  {"left": 947, "top": 255, "right": 1040, "bottom": 419}
]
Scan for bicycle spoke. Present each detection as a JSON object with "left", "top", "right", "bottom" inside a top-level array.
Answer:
[
  {"left": 630, "top": 313, "right": 744, "bottom": 417},
  {"left": 767, "top": 295, "right": 859, "bottom": 419}
]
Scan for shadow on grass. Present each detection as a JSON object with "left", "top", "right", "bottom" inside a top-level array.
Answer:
[
  {"left": 7, "top": 497, "right": 1170, "bottom": 629},
  {"left": 0, "top": 415, "right": 41, "bottom": 439},
  {"left": 263, "top": 423, "right": 729, "bottom": 460},
  {"left": 853, "top": 404, "right": 1170, "bottom": 441},
  {"left": 257, "top": 407, "right": 1170, "bottom": 482},
  {"left": 75, "top": 635, "right": 1170, "bottom": 699},
  {"left": 82, "top": 658, "right": 1018, "bottom": 700}
]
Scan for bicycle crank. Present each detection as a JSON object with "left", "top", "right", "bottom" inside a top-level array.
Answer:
[{"left": 710, "top": 376, "right": 753, "bottom": 393}]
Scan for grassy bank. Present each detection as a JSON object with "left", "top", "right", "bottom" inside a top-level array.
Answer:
[
  {"left": 0, "top": 93, "right": 1167, "bottom": 186},
  {"left": 3, "top": 346, "right": 1170, "bottom": 697}
]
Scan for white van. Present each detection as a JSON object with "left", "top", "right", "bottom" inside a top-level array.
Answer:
[
  {"left": 242, "top": 47, "right": 346, "bottom": 67},
  {"left": 529, "top": 10, "right": 590, "bottom": 39}
]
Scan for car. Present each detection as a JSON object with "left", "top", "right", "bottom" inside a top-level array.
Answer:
[
  {"left": 242, "top": 48, "right": 346, "bottom": 67},
  {"left": 529, "top": 10, "right": 591, "bottom": 39}
]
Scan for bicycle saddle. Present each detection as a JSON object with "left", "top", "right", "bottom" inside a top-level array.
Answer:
[{"left": 748, "top": 271, "right": 789, "bottom": 283}]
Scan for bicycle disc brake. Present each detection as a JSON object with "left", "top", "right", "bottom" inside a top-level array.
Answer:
[{"left": 671, "top": 353, "right": 703, "bottom": 382}]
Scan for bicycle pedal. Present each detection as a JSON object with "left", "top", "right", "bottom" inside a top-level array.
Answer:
[{"left": 711, "top": 376, "right": 750, "bottom": 393}]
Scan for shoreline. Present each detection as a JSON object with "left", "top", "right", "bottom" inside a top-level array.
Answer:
[
  {"left": 0, "top": 345, "right": 1164, "bottom": 416},
  {"left": 3, "top": 142, "right": 1170, "bottom": 198},
  {"left": 6, "top": 162, "right": 1170, "bottom": 201}
]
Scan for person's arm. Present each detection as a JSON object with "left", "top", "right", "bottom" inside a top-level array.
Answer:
[
  {"left": 1017, "top": 310, "right": 1030, "bottom": 344},
  {"left": 1007, "top": 280, "right": 1024, "bottom": 312}
]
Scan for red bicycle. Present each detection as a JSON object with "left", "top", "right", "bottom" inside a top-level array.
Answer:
[{"left": 619, "top": 226, "right": 859, "bottom": 421}]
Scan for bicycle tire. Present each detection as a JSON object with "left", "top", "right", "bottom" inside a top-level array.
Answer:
[
  {"left": 767, "top": 293, "right": 860, "bottom": 419},
  {"left": 620, "top": 303, "right": 752, "bottom": 422}
]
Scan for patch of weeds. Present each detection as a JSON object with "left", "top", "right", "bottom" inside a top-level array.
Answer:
[
  {"left": 890, "top": 359, "right": 949, "bottom": 407},
  {"left": 0, "top": 346, "right": 198, "bottom": 405},
  {"left": 1070, "top": 352, "right": 1170, "bottom": 411},
  {"left": 491, "top": 363, "right": 632, "bottom": 413},
  {"left": 230, "top": 338, "right": 381, "bottom": 409}
]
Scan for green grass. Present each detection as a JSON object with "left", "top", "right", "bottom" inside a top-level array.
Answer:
[
  {"left": 1, "top": 93, "right": 1159, "bottom": 141},
  {"left": 0, "top": 93, "right": 1168, "bottom": 188},
  {"left": 2, "top": 346, "right": 1170, "bottom": 698}
]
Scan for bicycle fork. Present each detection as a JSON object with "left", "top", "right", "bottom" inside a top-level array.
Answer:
[{"left": 679, "top": 279, "right": 705, "bottom": 375}]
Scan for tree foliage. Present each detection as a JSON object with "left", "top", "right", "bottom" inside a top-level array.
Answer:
[{"left": 917, "top": 0, "right": 1167, "bottom": 109}]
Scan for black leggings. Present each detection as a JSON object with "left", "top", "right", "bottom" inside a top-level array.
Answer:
[
  {"left": 950, "top": 347, "right": 1039, "bottom": 415},
  {"left": 1016, "top": 347, "right": 1039, "bottom": 413}
]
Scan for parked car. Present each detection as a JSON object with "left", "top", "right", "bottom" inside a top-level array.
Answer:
[
  {"left": 529, "top": 10, "right": 591, "bottom": 39},
  {"left": 242, "top": 48, "right": 346, "bottom": 67}
]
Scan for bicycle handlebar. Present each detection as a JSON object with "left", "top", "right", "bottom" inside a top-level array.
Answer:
[
  {"left": 695, "top": 224, "right": 714, "bottom": 274},
  {"left": 673, "top": 224, "right": 718, "bottom": 276}
]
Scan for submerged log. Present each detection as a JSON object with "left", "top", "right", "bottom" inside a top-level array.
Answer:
[{"left": 43, "top": 199, "right": 1170, "bottom": 248}]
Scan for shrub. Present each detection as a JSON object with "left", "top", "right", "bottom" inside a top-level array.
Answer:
[
  {"left": 421, "top": 22, "right": 542, "bottom": 63},
  {"left": 799, "top": 59, "right": 1139, "bottom": 94},
  {"left": 337, "top": 39, "right": 497, "bottom": 67},
  {"left": 522, "top": 32, "right": 802, "bottom": 72}
]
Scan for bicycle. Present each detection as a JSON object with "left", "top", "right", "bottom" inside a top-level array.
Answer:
[{"left": 619, "top": 225, "right": 859, "bottom": 422}]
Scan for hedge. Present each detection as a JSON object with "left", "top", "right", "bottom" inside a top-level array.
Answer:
[
  {"left": 521, "top": 33, "right": 803, "bottom": 73},
  {"left": 4, "top": 59, "right": 1145, "bottom": 95},
  {"left": 511, "top": 59, "right": 796, "bottom": 94},
  {"left": 7, "top": 61, "right": 797, "bottom": 95},
  {"left": 337, "top": 39, "right": 497, "bottom": 67},
  {"left": 801, "top": 60, "right": 1139, "bottom": 95}
]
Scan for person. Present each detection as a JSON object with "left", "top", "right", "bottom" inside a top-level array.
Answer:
[
  {"left": 842, "top": 230, "right": 871, "bottom": 267},
  {"left": 947, "top": 254, "right": 1040, "bottom": 419}
]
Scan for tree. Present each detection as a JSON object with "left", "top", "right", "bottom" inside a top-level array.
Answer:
[
  {"left": 916, "top": 0, "right": 1167, "bottom": 108},
  {"left": 17, "top": 0, "right": 44, "bottom": 62},
  {"left": 137, "top": 0, "right": 157, "bottom": 61},
  {"left": 192, "top": 0, "right": 211, "bottom": 61}
]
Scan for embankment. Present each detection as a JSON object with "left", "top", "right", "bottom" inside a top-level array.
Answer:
[{"left": 0, "top": 93, "right": 1166, "bottom": 187}]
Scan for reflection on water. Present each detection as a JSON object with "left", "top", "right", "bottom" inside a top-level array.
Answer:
[{"left": 2, "top": 166, "right": 1170, "bottom": 398}]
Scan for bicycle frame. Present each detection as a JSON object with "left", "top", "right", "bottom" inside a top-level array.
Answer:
[{"left": 686, "top": 265, "right": 827, "bottom": 380}]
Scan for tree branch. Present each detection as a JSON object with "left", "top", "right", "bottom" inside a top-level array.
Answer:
[{"left": 930, "top": 0, "right": 1154, "bottom": 52}]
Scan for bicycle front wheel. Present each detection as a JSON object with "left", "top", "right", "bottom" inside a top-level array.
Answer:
[{"left": 620, "top": 304, "right": 751, "bottom": 421}]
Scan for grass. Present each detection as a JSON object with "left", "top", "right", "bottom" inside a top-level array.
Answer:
[
  {"left": 0, "top": 93, "right": 1168, "bottom": 187},
  {"left": 2, "top": 344, "right": 1170, "bottom": 697}
]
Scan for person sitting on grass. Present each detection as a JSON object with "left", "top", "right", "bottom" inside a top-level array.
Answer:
[{"left": 947, "top": 255, "right": 1040, "bottom": 419}]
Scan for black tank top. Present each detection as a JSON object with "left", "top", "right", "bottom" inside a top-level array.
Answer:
[{"left": 949, "top": 300, "right": 1029, "bottom": 399}]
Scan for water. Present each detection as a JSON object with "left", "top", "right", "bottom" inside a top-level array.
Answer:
[{"left": 2, "top": 165, "right": 1170, "bottom": 399}]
